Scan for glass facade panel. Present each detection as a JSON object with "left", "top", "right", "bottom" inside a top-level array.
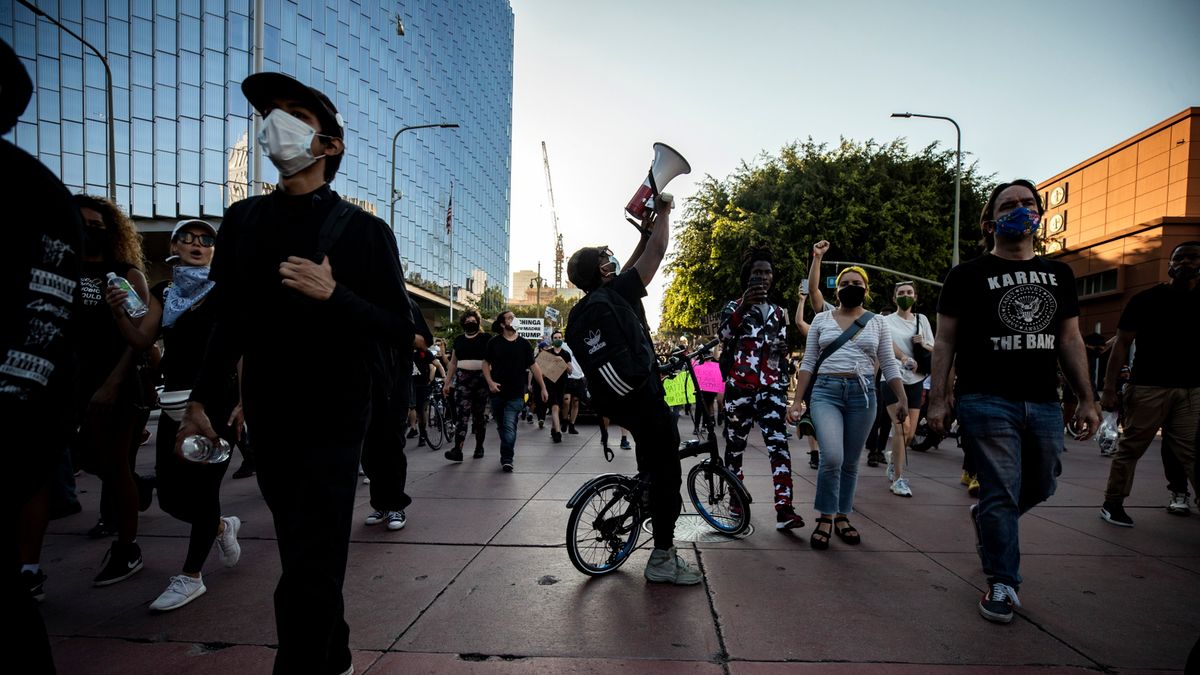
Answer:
[{"left": 4, "top": 1, "right": 514, "bottom": 295}]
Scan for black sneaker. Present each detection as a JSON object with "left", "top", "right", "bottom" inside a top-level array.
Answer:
[
  {"left": 1101, "top": 501, "right": 1134, "bottom": 527},
  {"left": 501, "top": 462, "right": 514, "bottom": 473},
  {"left": 538, "top": 420, "right": 544, "bottom": 429},
  {"left": 93, "top": 542, "right": 143, "bottom": 587},
  {"left": 417, "top": 436, "right": 428, "bottom": 448},
  {"left": 22, "top": 569, "right": 47, "bottom": 602},
  {"left": 978, "top": 582, "right": 1020, "bottom": 624},
  {"left": 406, "top": 428, "right": 419, "bottom": 439},
  {"left": 551, "top": 430, "right": 562, "bottom": 443},
  {"left": 969, "top": 504, "right": 984, "bottom": 571},
  {"left": 620, "top": 436, "right": 631, "bottom": 450},
  {"left": 87, "top": 518, "right": 115, "bottom": 539},
  {"left": 808, "top": 451, "right": 819, "bottom": 470},
  {"left": 567, "top": 425, "right": 579, "bottom": 435},
  {"left": 444, "top": 448, "right": 464, "bottom": 462},
  {"left": 473, "top": 447, "right": 485, "bottom": 459},
  {"left": 231, "top": 462, "right": 256, "bottom": 479}
]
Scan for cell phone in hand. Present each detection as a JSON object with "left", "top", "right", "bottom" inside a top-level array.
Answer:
[{"left": 800, "top": 279, "right": 810, "bottom": 295}]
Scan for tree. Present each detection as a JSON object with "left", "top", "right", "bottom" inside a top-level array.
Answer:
[{"left": 661, "top": 138, "right": 993, "bottom": 334}]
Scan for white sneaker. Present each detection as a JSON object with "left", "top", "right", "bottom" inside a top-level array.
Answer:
[
  {"left": 1167, "top": 492, "right": 1191, "bottom": 515},
  {"left": 149, "top": 574, "right": 206, "bottom": 612},
  {"left": 644, "top": 547, "right": 702, "bottom": 586},
  {"left": 890, "top": 477, "right": 913, "bottom": 498},
  {"left": 886, "top": 463, "right": 895, "bottom": 482},
  {"left": 386, "top": 510, "right": 407, "bottom": 531},
  {"left": 216, "top": 516, "right": 241, "bottom": 567},
  {"left": 364, "top": 510, "right": 386, "bottom": 526}
]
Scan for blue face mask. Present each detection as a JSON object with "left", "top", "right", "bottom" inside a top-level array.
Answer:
[
  {"left": 603, "top": 254, "right": 621, "bottom": 276},
  {"left": 993, "top": 207, "right": 1041, "bottom": 239}
]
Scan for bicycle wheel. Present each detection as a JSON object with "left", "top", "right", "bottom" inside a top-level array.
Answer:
[
  {"left": 425, "top": 399, "right": 443, "bottom": 450},
  {"left": 687, "top": 462, "right": 751, "bottom": 535},
  {"left": 566, "top": 478, "right": 643, "bottom": 576}
]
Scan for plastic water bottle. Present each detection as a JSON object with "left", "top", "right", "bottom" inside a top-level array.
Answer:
[
  {"left": 105, "top": 272, "right": 148, "bottom": 318},
  {"left": 1097, "top": 411, "right": 1119, "bottom": 456},
  {"left": 180, "top": 435, "right": 232, "bottom": 463}
]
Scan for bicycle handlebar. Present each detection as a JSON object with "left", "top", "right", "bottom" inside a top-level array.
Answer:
[{"left": 657, "top": 338, "right": 721, "bottom": 376}]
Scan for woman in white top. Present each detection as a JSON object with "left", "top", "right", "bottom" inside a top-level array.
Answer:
[
  {"left": 880, "top": 281, "right": 936, "bottom": 498},
  {"left": 788, "top": 266, "right": 906, "bottom": 549}
]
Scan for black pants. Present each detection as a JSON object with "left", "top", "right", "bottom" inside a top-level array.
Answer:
[
  {"left": 254, "top": 424, "right": 364, "bottom": 675},
  {"left": 361, "top": 381, "right": 412, "bottom": 513},
  {"left": 155, "top": 414, "right": 231, "bottom": 573},
  {"left": 610, "top": 391, "right": 682, "bottom": 551}
]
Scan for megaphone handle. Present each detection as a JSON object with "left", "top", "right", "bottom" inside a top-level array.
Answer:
[{"left": 626, "top": 215, "right": 652, "bottom": 236}]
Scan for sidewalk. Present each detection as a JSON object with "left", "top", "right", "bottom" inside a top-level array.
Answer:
[{"left": 42, "top": 415, "right": 1199, "bottom": 673}]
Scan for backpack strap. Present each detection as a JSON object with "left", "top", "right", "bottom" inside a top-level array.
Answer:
[{"left": 315, "top": 200, "right": 359, "bottom": 263}]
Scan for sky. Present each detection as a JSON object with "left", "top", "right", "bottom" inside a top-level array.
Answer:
[{"left": 507, "top": 0, "right": 1200, "bottom": 331}]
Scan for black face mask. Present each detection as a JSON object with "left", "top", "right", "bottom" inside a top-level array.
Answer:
[
  {"left": 838, "top": 285, "right": 866, "bottom": 308},
  {"left": 1168, "top": 264, "right": 1198, "bottom": 282},
  {"left": 463, "top": 321, "right": 479, "bottom": 334},
  {"left": 82, "top": 227, "right": 109, "bottom": 258}
]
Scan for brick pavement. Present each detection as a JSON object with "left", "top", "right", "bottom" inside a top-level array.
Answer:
[{"left": 39, "top": 413, "right": 1200, "bottom": 673}]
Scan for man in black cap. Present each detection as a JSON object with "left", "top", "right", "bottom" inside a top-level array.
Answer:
[
  {"left": 565, "top": 195, "right": 702, "bottom": 586},
  {"left": 1, "top": 38, "right": 83, "bottom": 673},
  {"left": 180, "top": 73, "right": 414, "bottom": 675}
]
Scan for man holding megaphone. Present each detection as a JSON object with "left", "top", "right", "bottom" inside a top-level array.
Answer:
[{"left": 566, "top": 191, "right": 704, "bottom": 585}]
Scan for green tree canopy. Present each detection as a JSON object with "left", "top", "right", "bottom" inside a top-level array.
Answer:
[{"left": 661, "top": 138, "right": 993, "bottom": 333}]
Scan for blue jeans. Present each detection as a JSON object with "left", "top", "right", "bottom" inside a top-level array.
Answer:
[
  {"left": 810, "top": 375, "right": 877, "bottom": 515},
  {"left": 490, "top": 396, "right": 525, "bottom": 464},
  {"left": 957, "top": 394, "right": 1063, "bottom": 590}
]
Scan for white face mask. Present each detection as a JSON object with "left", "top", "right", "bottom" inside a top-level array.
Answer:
[{"left": 258, "top": 109, "right": 327, "bottom": 177}]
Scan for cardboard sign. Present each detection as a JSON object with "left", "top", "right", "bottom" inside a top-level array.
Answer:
[
  {"left": 693, "top": 361, "right": 725, "bottom": 393},
  {"left": 536, "top": 350, "right": 568, "bottom": 383},
  {"left": 514, "top": 317, "right": 544, "bottom": 340},
  {"left": 544, "top": 306, "right": 560, "bottom": 322},
  {"left": 662, "top": 372, "right": 696, "bottom": 407}
]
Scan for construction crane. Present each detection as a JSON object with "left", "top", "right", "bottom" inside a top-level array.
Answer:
[{"left": 541, "top": 141, "right": 564, "bottom": 289}]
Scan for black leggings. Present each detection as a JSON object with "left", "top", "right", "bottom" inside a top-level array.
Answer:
[
  {"left": 611, "top": 391, "right": 682, "bottom": 551},
  {"left": 155, "top": 414, "right": 231, "bottom": 573}
]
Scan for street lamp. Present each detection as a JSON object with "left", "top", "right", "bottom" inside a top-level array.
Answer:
[
  {"left": 892, "top": 112, "right": 961, "bottom": 268},
  {"left": 18, "top": 0, "right": 116, "bottom": 203},
  {"left": 388, "top": 123, "right": 460, "bottom": 231},
  {"left": 529, "top": 262, "right": 547, "bottom": 315}
]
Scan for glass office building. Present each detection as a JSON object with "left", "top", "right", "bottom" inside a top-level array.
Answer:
[{"left": 1, "top": 0, "right": 514, "bottom": 297}]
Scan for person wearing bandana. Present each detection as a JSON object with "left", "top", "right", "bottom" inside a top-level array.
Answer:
[
  {"left": 178, "top": 73, "right": 414, "bottom": 674},
  {"left": 1099, "top": 241, "right": 1200, "bottom": 526},
  {"left": 930, "top": 179, "right": 1098, "bottom": 625},
  {"left": 105, "top": 219, "right": 244, "bottom": 613}
]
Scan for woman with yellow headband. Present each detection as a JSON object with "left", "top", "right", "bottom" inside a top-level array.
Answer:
[{"left": 788, "top": 262, "right": 908, "bottom": 549}]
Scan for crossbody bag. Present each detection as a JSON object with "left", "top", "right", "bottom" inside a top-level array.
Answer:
[{"left": 795, "top": 311, "right": 875, "bottom": 438}]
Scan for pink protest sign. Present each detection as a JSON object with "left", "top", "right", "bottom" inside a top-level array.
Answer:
[{"left": 693, "top": 361, "right": 725, "bottom": 393}]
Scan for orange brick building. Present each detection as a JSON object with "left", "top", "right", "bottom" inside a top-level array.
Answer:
[{"left": 1038, "top": 107, "right": 1200, "bottom": 336}]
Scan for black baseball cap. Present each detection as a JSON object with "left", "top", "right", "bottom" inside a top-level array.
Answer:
[{"left": 241, "top": 72, "right": 344, "bottom": 139}]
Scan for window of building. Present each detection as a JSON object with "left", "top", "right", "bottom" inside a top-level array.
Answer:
[{"left": 1076, "top": 269, "right": 1119, "bottom": 299}]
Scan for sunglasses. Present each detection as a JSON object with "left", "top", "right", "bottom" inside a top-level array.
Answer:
[{"left": 176, "top": 232, "right": 215, "bottom": 247}]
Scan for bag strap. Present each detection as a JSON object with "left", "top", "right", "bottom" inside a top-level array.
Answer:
[
  {"left": 804, "top": 311, "right": 875, "bottom": 402},
  {"left": 914, "top": 313, "right": 922, "bottom": 336},
  {"left": 315, "top": 200, "right": 359, "bottom": 262}
]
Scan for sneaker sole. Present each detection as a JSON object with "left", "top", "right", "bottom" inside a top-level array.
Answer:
[
  {"left": 776, "top": 521, "right": 805, "bottom": 530},
  {"left": 150, "top": 584, "right": 207, "bottom": 612},
  {"left": 1166, "top": 507, "right": 1190, "bottom": 516},
  {"left": 387, "top": 521, "right": 406, "bottom": 531},
  {"left": 978, "top": 602, "right": 1014, "bottom": 624},
  {"left": 93, "top": 559, "right": 144, "bottom": 587},
  {"left": 644, "top": 572, "right": 703, "bottom": 585},
  {"left": 1100, "top": 510, "right": 1134, "bottom": 527}
]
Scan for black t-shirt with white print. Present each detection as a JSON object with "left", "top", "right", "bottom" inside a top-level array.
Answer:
[{"left": 938, "top": 253, "right": 1079, "bottom": 402}]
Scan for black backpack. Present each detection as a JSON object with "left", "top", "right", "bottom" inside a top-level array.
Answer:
[{"left": 565, "top": 286, "right": 657, "bottom": 411}]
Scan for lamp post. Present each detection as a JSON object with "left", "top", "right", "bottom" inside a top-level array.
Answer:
[
  {"left": 19, "top": 0, "right": 115, "bottom": 203},
  {"left": 388, "top": 123, "right": 459, "bottom": 231},
  {"left": 892, "top": 112, "right": 961, "bottom": 268},
  {"left": 529, "top": 262, "right": 547, "bottom": 315}
]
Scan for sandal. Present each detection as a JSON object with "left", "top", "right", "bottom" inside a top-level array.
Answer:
[
  {"left": 833, "top": 516, "right": 861, "bottom": 545},
  {"left": 810, "top": 517, "right": 832, "bottom": 550}
]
